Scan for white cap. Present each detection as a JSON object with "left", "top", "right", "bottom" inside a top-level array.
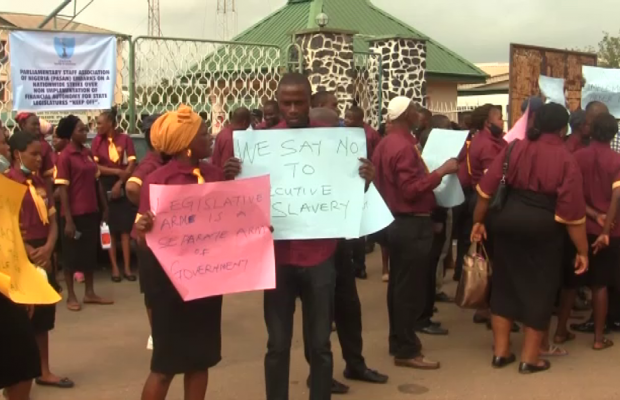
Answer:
[{"left": 387, "top": 96, "right": 413, "bottom": 121}]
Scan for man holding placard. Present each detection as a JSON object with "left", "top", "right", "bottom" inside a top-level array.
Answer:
[
  {"left": 224, "top": 73, "right": 376, "bottom": 400},
  {"left": 372, "top": 96, "right": 458, "bottom": 370}
]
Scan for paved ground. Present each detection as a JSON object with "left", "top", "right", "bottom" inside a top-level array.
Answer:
[{"left": 35, "top": 250, "right": 620, "bottom": 400}]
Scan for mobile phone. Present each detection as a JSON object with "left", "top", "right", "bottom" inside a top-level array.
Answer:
[{"left": 74, "top": 231, "right": 82, "bottom": 240}]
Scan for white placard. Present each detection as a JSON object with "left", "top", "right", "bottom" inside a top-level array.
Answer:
[
  {"left": 234, "top": 128, "right": 366, "bottom": 240},
  {"left": 9, "top": 31, "right": 117, "bottom": 111},
  {"left": 582, "top": 66, "right": 620, "bottom": 119}
]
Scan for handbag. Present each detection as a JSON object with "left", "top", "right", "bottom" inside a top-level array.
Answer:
[
  {"left": 455, "top": 242, "right": 492, "bottom": 309},
  {"left": 488, "top": 141, "right": 517, "bottom": 211}
]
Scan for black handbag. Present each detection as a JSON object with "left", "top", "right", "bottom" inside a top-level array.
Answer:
[{"left": 488, "top": 141, "right": 517, "bottom": 211}]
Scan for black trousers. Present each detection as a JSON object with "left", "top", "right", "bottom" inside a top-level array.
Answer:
[
  {"left": 420, "top": 211, "right": 448, "bottom": 324},
  {"left": 264, "top": 259, "right": 336, "bottom": 400},
  {"left": 303, "top": 242, "right": 366, "bottom": 375},
  {"left": 387, "top": 216, "right": 434, "bottom": 359},
  {"left": 452, "top": 188, "right": 473, "bottom": 281}
]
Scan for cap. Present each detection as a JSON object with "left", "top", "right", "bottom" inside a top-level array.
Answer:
[{"left": 387, "top": 96, "right": 413, "bottom": 121}]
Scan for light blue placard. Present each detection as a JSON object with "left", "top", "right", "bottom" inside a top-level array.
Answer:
[
  {"left": 422, "top": 129, "right": 469, "bottom": 208},
  {"left": 234, "top": 128, "right": 367, "bottom": 240},
  {"left": 582, "top": 66, "right": 620, "bottom": 119},
  {"left": 359, "top": 183, "right": 394, "bottom": 237},
  {"left": 539, "top": 75, "right": 566, "bottom": 107}
]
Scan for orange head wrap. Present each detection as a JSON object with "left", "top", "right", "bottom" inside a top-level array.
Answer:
[{"left": 150, "top": 105, "right": 203, "bottom": 155}]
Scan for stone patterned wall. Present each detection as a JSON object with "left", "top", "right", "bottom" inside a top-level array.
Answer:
[
  {"left": 296, "top": 32, "right": 356, "bottom": 116},
  {"left": 353, "top": 53, "right": 381, "bottom": 128},
  {"left": 369, "top": 38, "right": 427, "bottom": 122}
]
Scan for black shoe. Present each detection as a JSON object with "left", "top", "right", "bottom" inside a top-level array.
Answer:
[
  {"left": 518, "top": 360, "right": 551, "bottom": 374},
  {"left": 433, "top": 306, "right": 438, "bottom": 313},
  {"left": 111, "top": 275, "right": 122, "bottom": 283},
  {"left": 355, "top": 270, "right": 368, "bottom": 280},
  {"left": 306, "top": 377, "right": 349, "bottom": 394},
  {"left": 570, "top": 319, "right": 609, "bottom": 333},
  {"left": 492, "top": 353, "right": 516, "bottom": 369},
  {"left": 429, "top": 320, "right": 442, "bottom": 328},
  {"left": 435, "top": 292, "right": 453, "bottom": 303},
  {"left": 343, "top": 367, "right": 388, "bottom": 384},
  {"left": 417, "top": 325, "right": 449, "bottom": 335}
]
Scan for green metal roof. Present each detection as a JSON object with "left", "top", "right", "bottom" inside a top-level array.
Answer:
[{"left": 229, "top": 0, "right": 486, "bottom": 82}]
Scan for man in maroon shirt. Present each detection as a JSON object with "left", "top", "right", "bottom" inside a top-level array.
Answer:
[
  {"left": 262, "top": 100, "right": 281, "bottom": 129},
  {"left": 224, "top": 73, "right": 376, "bottom": 400},
  {"left": 373, "top": 96, "right": 458, "bottom": 370},
  {"left": 344, "top": 105, "right": 382, "bottom": 279}
]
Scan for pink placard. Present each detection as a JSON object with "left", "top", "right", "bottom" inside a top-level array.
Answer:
[
  {"left": 146, "top": 175, "right": 275, "bottom": 301},
  {"left": 503, "top": 105, "right": 529, "bottom": 143}
]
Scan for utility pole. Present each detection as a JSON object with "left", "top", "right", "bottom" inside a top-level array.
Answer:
[
  {"left": 147, "top": 0, "right": 162, "bottom": 36},
  {"left": 216, "top": 0, "right": 237, "bottom": 41}
]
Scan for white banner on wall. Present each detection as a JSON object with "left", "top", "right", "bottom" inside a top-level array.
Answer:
[{"left": 9, "top": 31, "right": 117, "bottom": 112}]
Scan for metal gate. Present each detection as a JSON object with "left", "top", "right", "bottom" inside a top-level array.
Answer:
[
  {"left": 0, "top": 27, "right": 131, "bottom": 132},
  {"left": 131, "top": 36, "right": 288, "bottom": 134},
  {"left": 353, "top": 52, "right": 383, "bottom": 128}
]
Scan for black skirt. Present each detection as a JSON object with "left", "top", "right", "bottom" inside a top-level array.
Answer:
[
  {"left": 141, "top": 246, "right": 223, "bottom": 374},
  {"left": 60, "top": 212, "right": 100, "bottom": 273},
  {"left": 0, "top": 294, "right": 41, "bottom": 389},
  {"left": 26, "top": 238, "right": 58, "bottom": 334},
  {"left": 150, "top": 294, "right": 223, "bottom": 375},
  {"left": 567, "top": 235, "right": 620, "bottom": 289},
  {"left": 101, "top": 175, "right": 137, "bottom": 235},
  {"left": 136, "top": 244, "right": 157, "bottom": 308},
  {"left": 490, "top": 190, "right": 564, "bottom": 331}
]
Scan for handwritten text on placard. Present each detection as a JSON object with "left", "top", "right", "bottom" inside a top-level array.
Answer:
[
  {"left": 582, "top": 66, "right": 620, "bottom": 119},
  {"left": 146, "top": 175, "right": 275, "bottom": 301},
  {"left": 233, "top": 128, "right": 366, "bottom": 240}
]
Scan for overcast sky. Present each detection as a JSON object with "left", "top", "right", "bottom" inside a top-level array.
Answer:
[{"left": 4, "top": 0, "right": 618, "bottom": 63}]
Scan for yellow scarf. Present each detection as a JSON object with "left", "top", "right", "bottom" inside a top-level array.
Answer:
[
  {"left": 192, "top": 168, "right": 205, "bottom": 184},
  {"left": 108, "top": 137, "right": 120, "bottom": 163},
  {"left": 26, "top": 179, "right": 49, "bottom": 225}
]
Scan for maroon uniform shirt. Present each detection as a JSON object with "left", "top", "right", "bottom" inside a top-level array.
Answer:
[
  {"left": 363, "top": 123, "right": 382, "bottom": 160},
  {"left": 574, "top": 141, "right": 620, "bottom": 237},
  {"left": 91, "top": 132, "right": 137, "bottom": 168},
  {"left": 210, "top": 126, "right": 234, "bottom": 169},
  {"left": 128, "top": 151, "right": 164, "bottom": 188},
  {"left": 478, "top": 134, "right": 585, "bottom": 225},
  {"left": 6, "top": 168, "right": 55, "bottom": 241},
  {"left": 468, "top": 128, "right": 507, "bottom": 187},
  {"left": 268, "top": 119, "right": 338, "bottom": 267},
  {"left": 456, "top": 137, "right": 473, "bottom": 189},
  {"left": 372, "top": 125, "right": 441, "bottom": 215},
  {"left": 137, "top": 159, "right": 225, "bottom": 218},
  {"left": 38, "top": 135, "right": 55, "bottom": 179},
  {"left": 54, "top": 142, "right": 101, "bottom": 216},
  {"left": 564, "top": 133, "right": 589, "bottom": 154}
]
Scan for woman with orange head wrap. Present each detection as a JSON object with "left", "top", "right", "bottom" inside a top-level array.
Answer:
[{"left": 134, "top": 105, "right": 222, "bottom": 400}]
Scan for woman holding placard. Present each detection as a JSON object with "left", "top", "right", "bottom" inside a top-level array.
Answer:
[
  {"left": 134, "top": 105, "right": 223, "bottom": 400},
  {"left": 55, "top": 115, "right": 111, "bottom": 312}
]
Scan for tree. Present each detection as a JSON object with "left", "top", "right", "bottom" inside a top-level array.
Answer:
[{"left": 575, "top": 31, "right": 620, "bottom": 68}]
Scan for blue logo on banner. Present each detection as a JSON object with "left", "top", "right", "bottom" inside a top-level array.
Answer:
[{"left": 54, "top": 37, "right": 75, "bottom": 59}]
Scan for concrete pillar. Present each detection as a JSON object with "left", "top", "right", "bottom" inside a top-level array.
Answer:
[
  {"left": 369, "top": 36, "right": 427, "bottom": 122},
  {"left": 294, "top": 28, "right": 357, "bottom": 116}
]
